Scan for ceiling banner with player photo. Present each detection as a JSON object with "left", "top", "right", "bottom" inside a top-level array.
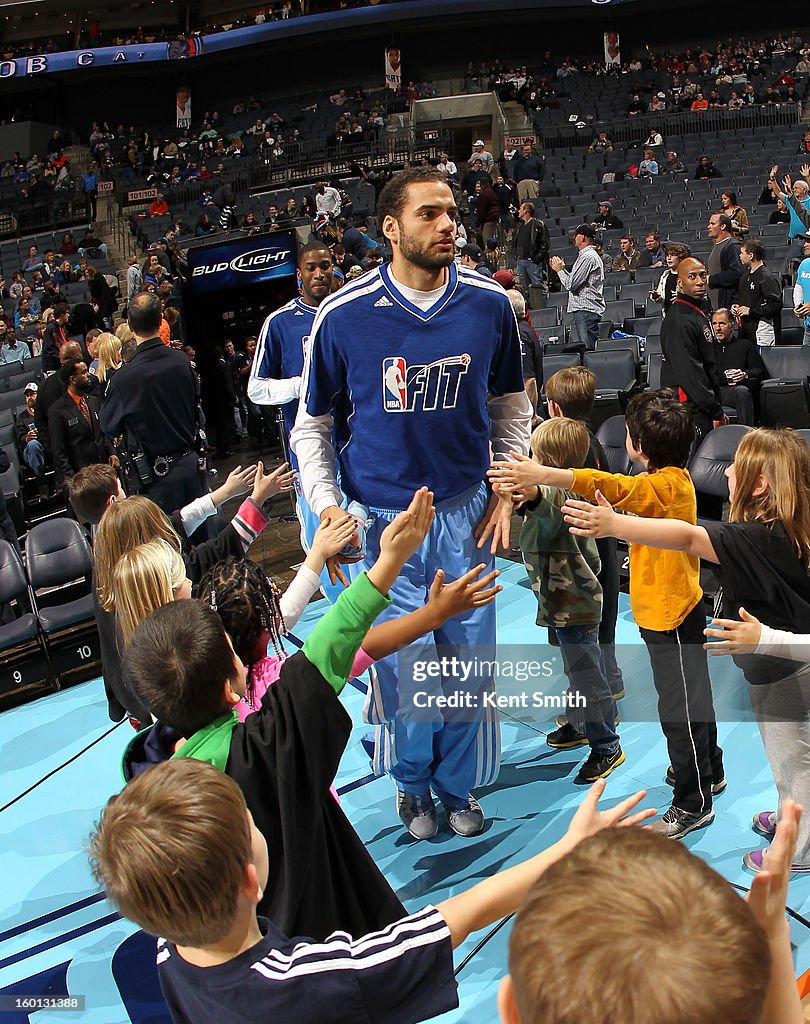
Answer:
[
  {"left": 604, "top": 31, "right": 621, "bottom": 67},
  {"left": 385, "top": 46, "right": 401, "bottom": 89},
  {"left": 176, "top": 85, "right": 191, "bottom": 129}
]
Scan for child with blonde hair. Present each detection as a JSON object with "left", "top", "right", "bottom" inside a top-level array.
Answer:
[{"left": 563, "top": 427, "right": 810, "bottom": 870}]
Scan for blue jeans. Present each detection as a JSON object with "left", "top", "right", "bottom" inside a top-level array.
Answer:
[
  {"left": 572, "top": 309, "right": 600, "bottom": 349},
  {"left": 516, "top": 257, "right": 547, "bottom": 297},
  {"left": 553, "top": 624, "right": 619, "bottom": 755},
  {"left": 803, "top": 324, "right": 810, "bottom": 346},
  {"left": 24, "top": 439, "right": 45, "bottom": 478}
]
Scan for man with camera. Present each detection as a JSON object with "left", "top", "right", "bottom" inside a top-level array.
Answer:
[{"left": 100, "top": 292, "right": 209, "bottom": 517}]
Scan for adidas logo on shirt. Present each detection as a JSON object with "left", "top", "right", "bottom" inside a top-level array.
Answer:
[{"left": 374, "top": 295, "right": 394, "bottom": 307}]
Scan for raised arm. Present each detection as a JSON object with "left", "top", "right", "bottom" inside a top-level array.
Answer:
[{"left": 561, "top": 490, "right": 719, "bottom": 562}]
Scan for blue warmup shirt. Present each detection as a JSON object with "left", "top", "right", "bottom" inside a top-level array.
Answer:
[
  {"left": 797, "top": 257, "right": 810, "bottom": 329},
  {"left": 254, "top": 296, "right": 318, "bottom": 441},
  {"left": 788, "top": 196, "right": 810, "bottom": 239},
  {"left": 303, "top": 262, "right": 524, "bottom": 509}
]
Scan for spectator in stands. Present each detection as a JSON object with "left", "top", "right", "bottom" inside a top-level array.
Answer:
[
  {"left": 707, "top": 212, "right": 744, "bottom": 311},
  {"left": 769, "top": 197, "right": 791, "bottom": 225},
  {"left": 732, "top": 239, "right": 782, "bottom": 347},
  {"left": 125, "top": 256, "right": 143, "bottom": 302},
  {"left": 41, "top": 302, "right": 70, "bottom": 373},
  {"left": 644, "top": 127, "right": 664, "bottom": 149},
  {"left": 436, "top": 153, "right": 458, "bottom": 181},
  {"left": 23, "top": 245, "right": 44, "bottom": 273},
  {"left": 14, "top": 299, "right": 38, "bottom": 334},
  {"left": 649, "top": 91, "right": 668, "bottom": 112},
  {"left": 460, "top": 243, "right": 492, "bottom": 277},
  {"left": 587, "top": 131, "right": 614, "bottom": 155},
  {"left": 195, "top": 212, "right": 215, "bottom": 237},
  {"left": 49, "top": 357, "right": 117, "bottom": 494},
  {"left": 638, "top": 149, "right": 659, "bottom": 177},
  {"left": 242, "top": 211, "right": 262, "bottom": 235},
  {"left": 650, "top": 242, "right": 691, "bottom": 317},
  {"left": 710, "top": 309, "right": 766, "bottom": 425},
  {"left": 21, "top": 285, "right": 41, "bottom": 318},
  {"left": 468, "top": 139, "right": 494, "bottom": 173},
  {"left": 263, "top": 204, "right": 280, "bottom": 230},
  {"left": 514, "top": 144, "right": 545, "bottom": 203},
  {"left": 0, "top": 322, "right": 30, "bottom": 364},
  {"left": 79, "top": 228, "right": 109, "bottom": 260},
  {"left": 474, "top": 180, "right": 501, "bottom": 246},
  {"left": 690, "top": 91, "right": 709, "bottom": 111},
  {"left": 627, "top": 93, "right": 646, "bottom": 116},
  {"left": 720, "top": 191, "right": 750, "bottom": 239},
  {"left": 60, "top": 232, "right": 78, "bottom": 256},
  {"left": 513, "top": 201, "right": 549, "bottom": 298},
  {"left": 549, "top": 224, "right": 605, "bottom": 350},
  {"left": 591, "top": 201, "right": 623, "bottom": 231},
  {"left": 611, "top": 234, "right": 641, "bottom": 272},
  {"left": 695, "top": 155, "right": 722, "bottom": 179},
  {"left": 461, "top": 159, "right": 491, "bottom": 224},
  {"left": 150, "top": 193, "right": 170, "bottom": 218},
  {"left": 638, "top": 232, "right": 666, "bottom": 269},
  {"left": 337, "top": 217, "right": 369, "bottom": 263},
  {"left": 15, "top": 382, "right": 46, "bottom": 494},
  {"left": 219, "top": 197, "right": 238, "bottom": 232},
  {"left": 81, "top": 163, "right": 98, "bottom": 221},
  {"left": 506, "top": 289, "right": 542, "bottom": 422},
  {"left": 86, "top": 267, "right": 118, "bottom": 331},
  {"left": 314, "top": 180, "right": 341, "bottom": 217}
]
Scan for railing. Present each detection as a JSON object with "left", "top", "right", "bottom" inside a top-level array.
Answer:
[
  {"left": 0, "top": 188, "right": 88, "bottom": 241},
  {"left": 538, "top": 104, "right": 802, "bottom": 150}
]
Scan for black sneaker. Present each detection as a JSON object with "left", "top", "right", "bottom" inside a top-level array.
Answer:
[
  {"left": 574, "top": 745, "right": 625, "bottom": 784},
  {"left": 650, "top": 805, "right": 715, "bottom": 839},
  {"left": 665, "top": 765, "right": 727, "bottom": 795},
  {"left": 555, "top": 712, "right": 621, "bottom": 729},
  {"left": 547, "top": 722, "right": 588, "bottom": 748},
  {"left": 396, "top": 790, "right": 438, "bottom": 840}
]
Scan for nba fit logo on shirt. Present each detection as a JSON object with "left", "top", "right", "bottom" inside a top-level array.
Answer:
[{"left": 382, "top": 354, "right": 471, "bottom": 413}]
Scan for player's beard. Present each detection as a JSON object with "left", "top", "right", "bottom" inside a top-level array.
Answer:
[{"left": 397, "top": 228, "right": 455, "bottom": 270}]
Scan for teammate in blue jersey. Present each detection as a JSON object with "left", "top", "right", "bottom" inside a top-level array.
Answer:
[
  {"left": 247, "top": 244, "right": 347, "bottom": 602},
  {"left": 792, "top": 235, "right": 810, "bottom": 345},
  {"left": 292, "top": 168, "right": 532, "bottom": 840}
]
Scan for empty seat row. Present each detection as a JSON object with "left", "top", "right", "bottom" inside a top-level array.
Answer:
[{"left": 0, "top": 518, "right": 101, "bottom": 709}]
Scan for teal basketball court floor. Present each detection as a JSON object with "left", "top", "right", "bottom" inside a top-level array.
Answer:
[{"left": 3, "top": 557, "right": 810, "bottom": 1023}]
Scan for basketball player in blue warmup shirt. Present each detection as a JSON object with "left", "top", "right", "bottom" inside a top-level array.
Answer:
[
  {"left": 292, "top": 169, "right": 532, "bottom": 839},
  {"left": 248, "top": 243, "right": 346, "bottom": 603}
]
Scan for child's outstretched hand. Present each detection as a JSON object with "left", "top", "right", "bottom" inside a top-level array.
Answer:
[
  {"left": 488, "top": 451, "right": 543, "bottom": 495},
  {"left": 250, "top": 461, "right": 297, "bottom": 505},
  {"left": 425, "top": 564, "right": 502, "bottom": 625},
  {"left": 213, "top": 463, "right": 257, "bottom": 505},
  {"left": 564, "top": 779, "right": 655, "bottom": 848},
  {"left": 562, "top": 489, "right": 618, "bottom": 538},
  {"left": 379, "top": 487, "right": 435, "bottom": 562},
  {"left": 309, "top": 514, "right": 358, "bottom": 566},
  {"left": 368, "top": 487, "right": 435, "bottom": 595},
  {"left": 704, "top": 607, "right": 762, "bottom": 656}
]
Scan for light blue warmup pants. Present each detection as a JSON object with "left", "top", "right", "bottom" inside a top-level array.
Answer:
[{"left": 353, "top": 481, "right": 501, "bottom": 809}]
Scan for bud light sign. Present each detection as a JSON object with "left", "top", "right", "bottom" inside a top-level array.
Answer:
[{"left": 187, "top": 230, "right": 296, "bottom": 293}]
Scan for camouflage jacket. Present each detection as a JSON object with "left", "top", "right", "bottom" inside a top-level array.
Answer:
[{"left": 519, "top": 485, "right": 603, "bottom": 629}]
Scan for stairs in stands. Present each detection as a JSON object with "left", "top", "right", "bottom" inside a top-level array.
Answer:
[{"left": 501, "top": 100, "right": 532, "bottom": 137}]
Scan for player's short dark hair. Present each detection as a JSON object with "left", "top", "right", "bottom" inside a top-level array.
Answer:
[
  {"left": 625, "top": 389, "right": 694, "bottom": 470},
  {"left": 377, "top": 168, "right": 450, "bottom": 223},
  {"left": 128, "top": 292, "right": 162, "bottom": 335},
  {"left": 124, "top": 600, "right": 241, "bottom": 735},
  {"left": 742, "top": 238, "right": 766, "bottom": 262},
  {"left": 297, "top": 242, "right": 332, "bottom": 267}
]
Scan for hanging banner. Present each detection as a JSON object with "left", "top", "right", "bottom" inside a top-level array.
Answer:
[
  {"left": 385, "top": 46, "right": 401, "bottom": 89},
  {"left": 176, "top": 85, "right": 191, "bottom": 129},
  {"left": 604, "top": 31, "right": 621, "bottom": 67}
]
